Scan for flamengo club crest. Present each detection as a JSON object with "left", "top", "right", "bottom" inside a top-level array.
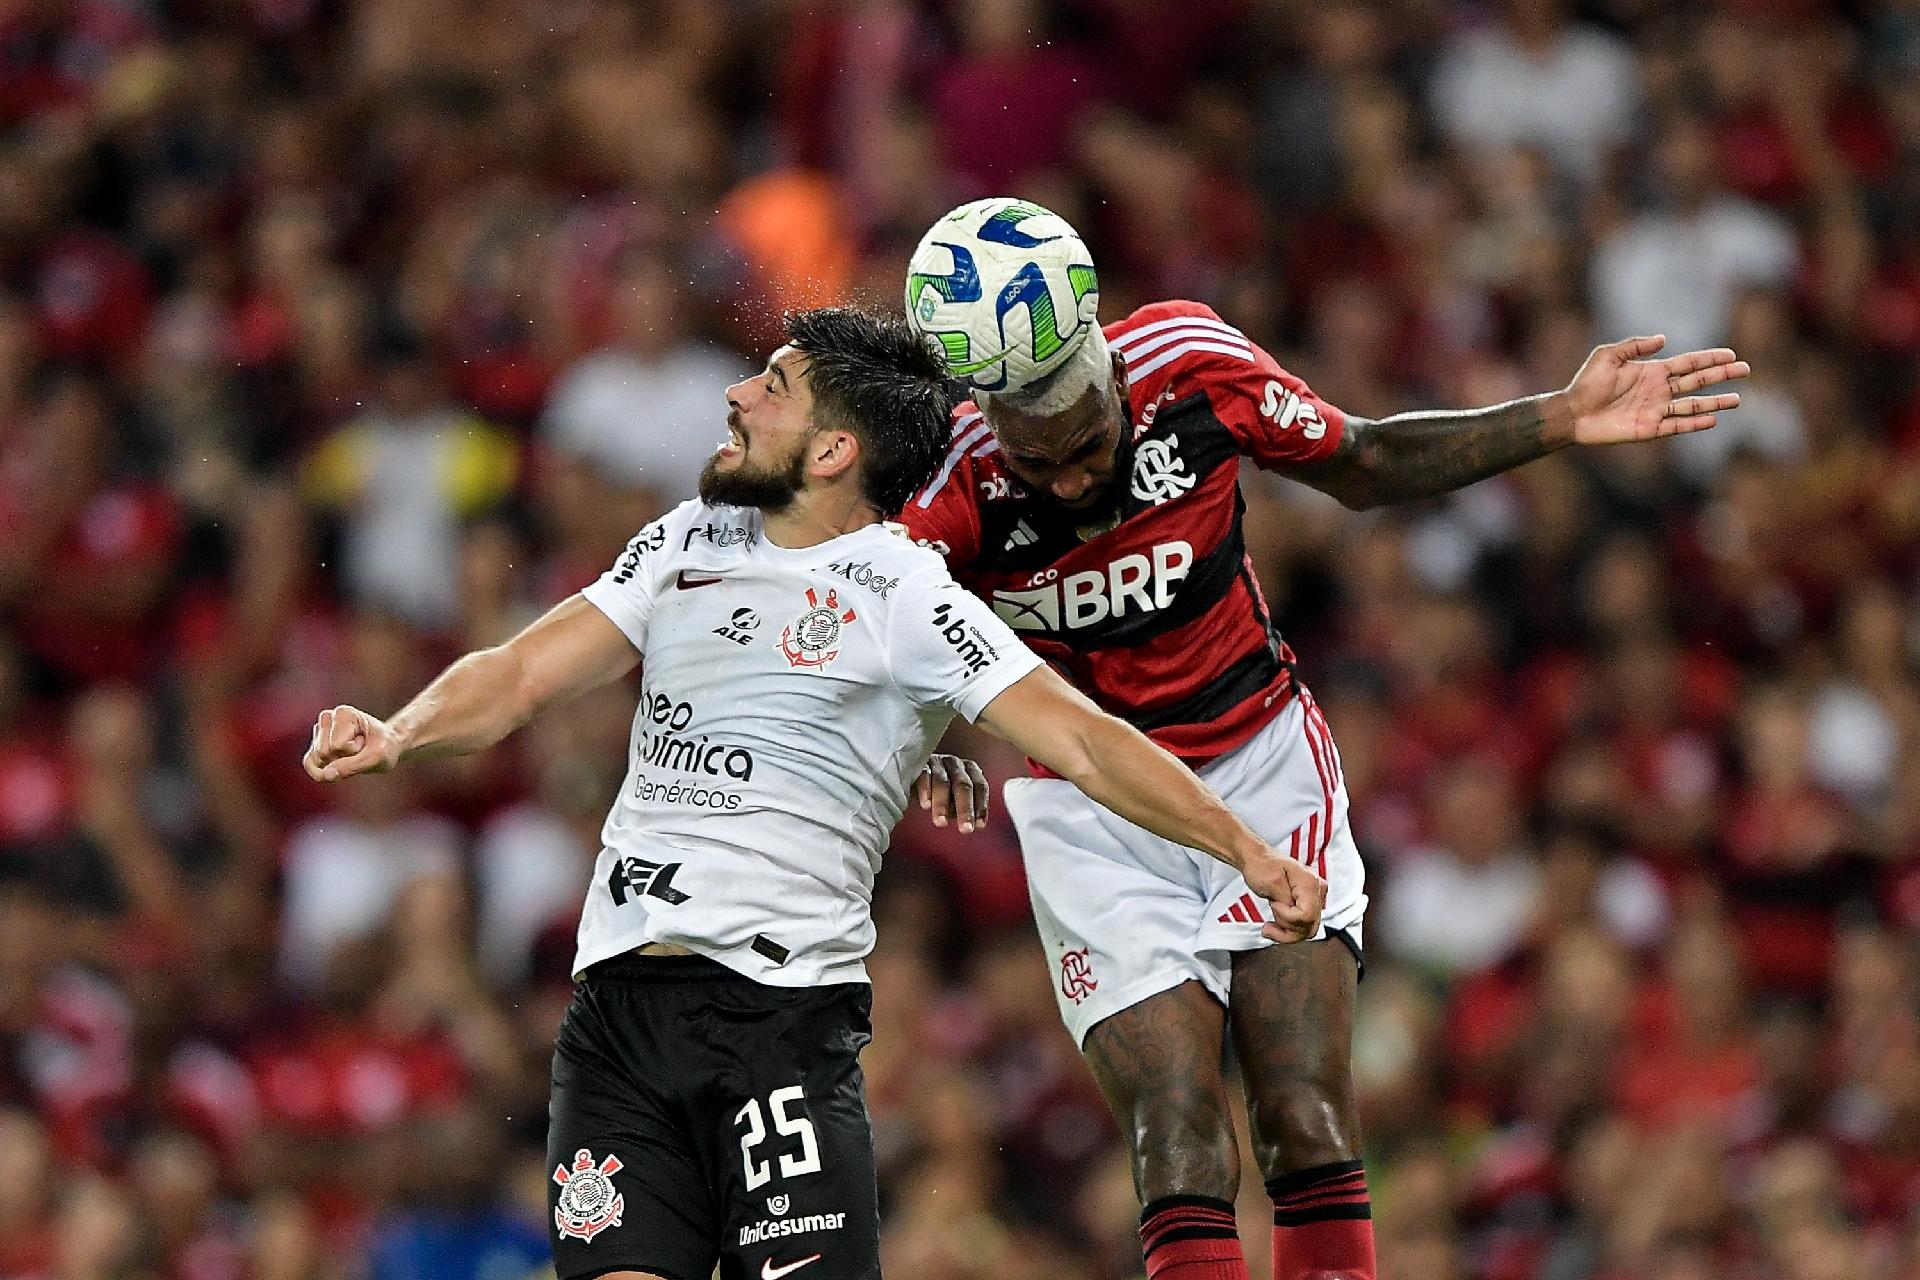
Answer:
[
  {"left": 553, "top": 1147, "right": 625, "bottom": 1243},
  {"left": 780, "top": 587, "right": 857, "bottom": 670},
  {"left": 1059, "top": 947, "right": 1097, "bottom": 1004},
  {"left": 1130, "top": 437, "right": 1195, "bottom": 505}
]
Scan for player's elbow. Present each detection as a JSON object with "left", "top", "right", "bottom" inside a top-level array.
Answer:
[
  {"left": 1328, "top": 453, "right": 1390, "bottom": 510},
  {"left": 1296, "top": 458, "right": 1385, "bottom": 511},
  {"left": 1028, "top": 714, "right": 1104, "bottom": 792},
  {"left": 1055, "top": 713, "right": 1130, "bottom": 791},
  {"left": 489, "top": 643, "right": 546, "bottom": 732},
  {"left": 1319, "top": 425, "right": 1393, "bottom": 509}
]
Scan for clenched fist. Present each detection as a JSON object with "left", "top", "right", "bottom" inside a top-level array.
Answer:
[
  {"left": 303, "top": 705, "right": 403, "bottom": 781},
  {"left": 1242, "top": 850, "right": 1328, "bottom": 945}
]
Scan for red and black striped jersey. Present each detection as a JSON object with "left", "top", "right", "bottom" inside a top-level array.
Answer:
[{"left": 897, "top": 300, "right": 1347, "bottom": 772}]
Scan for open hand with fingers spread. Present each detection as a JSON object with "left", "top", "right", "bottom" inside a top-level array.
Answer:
[
  {"left": 1564, "top": 335, "right": 1750, "bottom": 445},
  {"left": 303, "top": 705, "right": 403, "bottom": 782},
  {"left": 915, "top": 753, "right": 991, "bottom": 834}
]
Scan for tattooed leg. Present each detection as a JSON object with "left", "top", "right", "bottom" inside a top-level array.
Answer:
[
  {"left": 1228, "top": 940, "right": 1360, "bottom": 1173},
  {"left": 1082, "top": 980, "right": 1239, "bottom": 1203},
  {"left": 1230, "top": 940, "right": 1375, "bottom": 1280}
]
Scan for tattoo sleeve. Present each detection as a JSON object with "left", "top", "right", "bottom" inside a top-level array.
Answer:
[{"left": 1289, "top": 391, "right": 1574, "bottom": 509}]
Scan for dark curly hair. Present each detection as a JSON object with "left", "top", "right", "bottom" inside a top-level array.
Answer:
[{"left": 785, "top": 306, "right": 957, "bottom": 515}]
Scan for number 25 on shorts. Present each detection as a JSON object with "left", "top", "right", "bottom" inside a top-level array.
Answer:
[{"left": 735, "top": 1085, "right": 823, "bottom": 1190}]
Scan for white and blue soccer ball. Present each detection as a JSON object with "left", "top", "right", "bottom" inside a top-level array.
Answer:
[{"left": 905, "top": 197, "right": 1100, "bottom": 393}]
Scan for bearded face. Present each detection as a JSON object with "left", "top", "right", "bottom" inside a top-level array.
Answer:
[{"left": 698, "top": 405, "right": 811, "bottom": 511}]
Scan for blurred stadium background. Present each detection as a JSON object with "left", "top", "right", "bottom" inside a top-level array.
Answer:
[{"left": 1, "top": 0, "right": 1918, "bottom": 1277}]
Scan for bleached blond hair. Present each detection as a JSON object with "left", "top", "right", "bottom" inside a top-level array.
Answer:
[{"left": 976, "top": 326, "right": 1112, "bottom": 419}]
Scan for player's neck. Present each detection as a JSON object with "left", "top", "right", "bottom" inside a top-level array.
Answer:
[{"left": 760, "top": 485, "right": 882, "bottom": 550}]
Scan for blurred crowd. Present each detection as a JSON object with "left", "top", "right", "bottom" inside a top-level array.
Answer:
[{"left": 1, "top": 0, "right": 1918, "bottom": 1277}]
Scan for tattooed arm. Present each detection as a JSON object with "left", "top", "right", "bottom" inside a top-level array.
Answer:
[
  {"left": 1286, "top": 336, "right": 1750, "bottom": 510},
  {"left": 1293, "top": 392, "right": 1571, "bottom": 509}
]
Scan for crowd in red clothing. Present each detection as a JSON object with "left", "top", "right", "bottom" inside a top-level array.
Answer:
[{"left": 0, "top": 0, "right": 1917, "bottom": 1277}]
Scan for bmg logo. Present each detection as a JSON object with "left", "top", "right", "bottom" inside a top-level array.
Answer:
[{"left": 930, "top": 602, "right": 996, "bottom": 674}]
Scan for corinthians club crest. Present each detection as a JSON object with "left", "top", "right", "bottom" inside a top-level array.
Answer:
[
  {"left": 553, "top": 1147, "right": 625, "bottom": 1243},
  {"left": 780, "top": 587, "right": 857, "bottom": 670}
]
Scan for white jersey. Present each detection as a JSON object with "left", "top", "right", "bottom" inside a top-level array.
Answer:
[{"left": 574, "top": 500, "right": 1042, "bottom": 986}]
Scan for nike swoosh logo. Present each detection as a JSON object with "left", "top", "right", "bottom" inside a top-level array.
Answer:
[
  {"left": 676, "top": 571, "right": 724, "bottom": 589},
  {"left": 762, "top": 1256, "right": 822, "bottom": 1280}
]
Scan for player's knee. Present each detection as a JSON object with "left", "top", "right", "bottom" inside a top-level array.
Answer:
[
  {"left": 1125, "top": 1081, "right": 1242, "bottom": 1202},
  {"left": 1132, "top": 1129, "right": 1240, "bottom": 1204},
  {"left": 1247, "top": 1072, "right": 1358, "bottom": 1177}
]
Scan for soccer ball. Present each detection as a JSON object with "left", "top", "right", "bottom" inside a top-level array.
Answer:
[{"left": 905, "top": 197, "right": 1100, "bottom": 393}]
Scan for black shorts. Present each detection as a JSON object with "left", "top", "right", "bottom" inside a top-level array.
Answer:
[{"left": 547, "top": 953, "right": 879, "bottom": 1280}]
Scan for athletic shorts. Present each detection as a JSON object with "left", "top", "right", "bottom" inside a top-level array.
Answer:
[
  {"left": 1005, "top": 689, "right": 1368, "bottom": 1047},
  {"left": 547, "top": 953, "right": 879, "bottom": 1280}
]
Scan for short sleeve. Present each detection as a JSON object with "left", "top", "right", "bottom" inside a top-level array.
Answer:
[
  {"left": 886, "top": 572, "right": 1042, "bottom": 722},
  {"left": 579, "top": 511, "right": 677, "bottom": 651},
  {"left": 1170, "top": 307, "right": 1346, "bottom": 468},
  {"left": 892, "top": 407, "right": 989, "bottom": 566}
]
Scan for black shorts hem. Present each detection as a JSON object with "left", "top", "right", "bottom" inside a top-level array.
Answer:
[
  {"left": 1328, "top": 926, "right": 1364, "bottom": 979},
  {"left": 579, "top": 952, "right": 740, "bottom": 983}
]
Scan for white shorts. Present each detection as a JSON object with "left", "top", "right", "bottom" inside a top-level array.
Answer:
[{"left": 1005, "top": 691, "right": 1368, "bottom": 1047}]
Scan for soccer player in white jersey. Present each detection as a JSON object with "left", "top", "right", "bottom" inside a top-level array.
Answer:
[{"left": 302, "top": 307, "right": 1327, "bottom": 1280}]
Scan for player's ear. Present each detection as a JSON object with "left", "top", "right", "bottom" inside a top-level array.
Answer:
[
  {"left": 809, "top": 428, "right": 861, "bottom": 482},
  {"left": 1110, "top": 347, "right": 1129, "bottom": 402}
]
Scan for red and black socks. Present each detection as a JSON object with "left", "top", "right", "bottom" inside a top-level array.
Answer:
[
  {"left": 1139, "top": 1194, "right": 1252, "bottom": 1280},
  {"left": 1268, "top": 1160, "right": 1377, "bottom": 1280}
]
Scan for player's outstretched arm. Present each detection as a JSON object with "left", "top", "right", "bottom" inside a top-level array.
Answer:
[
  {"left": 303, "top": 595, "right": 640, "bottom": 782},
  {"left": 974, "top": 667, "right": 1326, "bottom": 943},
  {"left": 1288, "top": 336, "right": 1749, "bottom": 509}
]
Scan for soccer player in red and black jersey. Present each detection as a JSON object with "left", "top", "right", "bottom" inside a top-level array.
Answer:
[{"left": 903, "top": 224, "right": 1747, "bottom": 1280}]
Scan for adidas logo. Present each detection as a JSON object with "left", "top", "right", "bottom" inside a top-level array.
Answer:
[
  {"left": 1218, "top": 893, "right": 1265, "bottom": 925},
  {"left": 1004, "top": 520, "right": 1038, "bottom": 551}
]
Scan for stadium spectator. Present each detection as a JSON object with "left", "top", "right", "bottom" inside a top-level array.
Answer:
[
  {"left": 1591, "top": 112, "right": 1800, "bottom": 359},
  {"left": 1430, "top": 0, "right": 1641, "bottom": 187},
  {"left": 538, "top": 247, "right": 749, "bottom": 518}
]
